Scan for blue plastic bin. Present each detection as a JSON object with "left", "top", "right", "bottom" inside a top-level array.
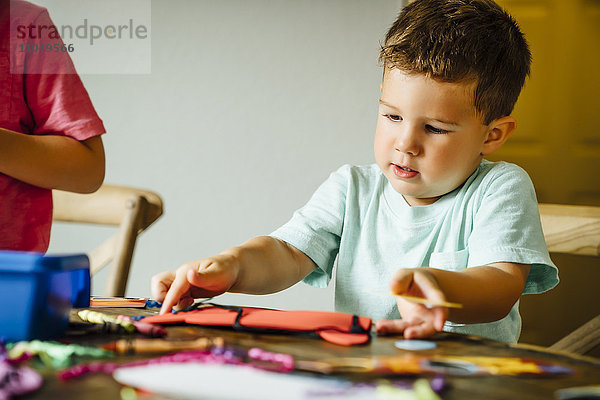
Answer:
[{"left": 0, "top": 251, "right": 90, "bottom": 342}]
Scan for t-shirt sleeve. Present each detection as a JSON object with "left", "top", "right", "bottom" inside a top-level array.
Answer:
[
  {"left": 270, "top": 165, "right": 350, "bottom": 288},
  {"left": 467, "top": 164, "right": 559, "bottom": 294},
  {"left": 22, "top": 9, "right": 105, "bottom": 140}
]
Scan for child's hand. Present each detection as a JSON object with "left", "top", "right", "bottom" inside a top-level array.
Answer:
[
  {"left": 151, "top": 254, "right": 240, "bottom": 314},
  {"left": 375, "top": 268, "right": 448, "bottom": 339}
]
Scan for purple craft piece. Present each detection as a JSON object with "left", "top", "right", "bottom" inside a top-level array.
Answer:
[
  {"left": 58, "top": 346, "right": 297, "bottom": 381},
  {"left": 430, "top": 376, "right": 446, "bottom": 393},
  {"left": 0, "top": 361, "right": 43, "bottom": 400}
]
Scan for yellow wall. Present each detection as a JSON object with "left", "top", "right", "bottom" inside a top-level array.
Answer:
[
  {"left": 491, "top": 0, "right": 600, "bottom": 205},
  {"left": 493, "top": 0, "right": 600, "bottom": 353}
]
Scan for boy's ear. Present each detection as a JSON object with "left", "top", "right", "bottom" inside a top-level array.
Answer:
[{"left": 481, "top": 116, "right": 517, "bottom": 156}]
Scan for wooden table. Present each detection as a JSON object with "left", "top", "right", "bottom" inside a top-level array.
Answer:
[{"left": 25, "top": 307, "right": 600, "bottom": 399}]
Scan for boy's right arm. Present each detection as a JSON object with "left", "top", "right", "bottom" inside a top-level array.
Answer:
[{"left": 151, "top": 236, "right": 317, "bottom": 314}]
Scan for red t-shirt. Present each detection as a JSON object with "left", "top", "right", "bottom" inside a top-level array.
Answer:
[{"left": 0, "top": 0, "right": 105, "bottom": 252}]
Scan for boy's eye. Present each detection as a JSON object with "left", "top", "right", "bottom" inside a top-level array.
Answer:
[
  {"left": 425, "top": 125, "right": 449, "bottom": 134},
  {"left": 384, "top": 114, "right": 402, "bottom": 122}
]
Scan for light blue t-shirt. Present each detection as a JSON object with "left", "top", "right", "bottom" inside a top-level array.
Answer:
[{"left": 270, "top": 160, "right": 558, "bottom": 343}]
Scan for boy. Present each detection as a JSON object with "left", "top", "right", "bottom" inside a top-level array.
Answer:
[
  {"left": 152, "top": 0, "right": 558, "bottom": 343},
  {"left": 0, "top": 0, "right": 106, "bottom": 252}
]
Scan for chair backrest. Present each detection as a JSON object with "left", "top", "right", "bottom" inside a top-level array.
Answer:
[
  {"left": 537, "top": 203, "right": 600, "bottom": 355},
  {"left": 539, "top": 203, "right": 600, "bottom": 257},
  {"left": 52, "top": 184, "right": 163, "bottom": 296}
]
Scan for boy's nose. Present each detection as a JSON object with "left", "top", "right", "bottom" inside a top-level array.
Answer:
[{"left": 394, "top": 126, "right": 420, "bottom": 156}]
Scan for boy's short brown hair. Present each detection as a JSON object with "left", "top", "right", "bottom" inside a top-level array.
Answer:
[{"left": 380, "top": 0, "right": 531, "bottom": 125}]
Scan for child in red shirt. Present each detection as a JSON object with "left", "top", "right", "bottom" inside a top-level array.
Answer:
[{"left": 0, "top": 0, "right": 106, "bottom": 252}]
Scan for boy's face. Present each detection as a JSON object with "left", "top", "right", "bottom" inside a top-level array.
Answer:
[{"left": 374, "top": 68, "right": 490, "bottom": 206}]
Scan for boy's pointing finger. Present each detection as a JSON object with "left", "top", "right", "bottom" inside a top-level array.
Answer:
[{"left": 159, "top": 273, "right": 190, "bottom": 315}]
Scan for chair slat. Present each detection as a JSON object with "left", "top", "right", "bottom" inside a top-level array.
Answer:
[{"left": 52, "top": 184, "right": 163, "bottom": 296}]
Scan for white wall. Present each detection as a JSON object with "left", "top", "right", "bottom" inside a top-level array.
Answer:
[{"left": 48, "top": 0, "right": 403, "bottom": 310}]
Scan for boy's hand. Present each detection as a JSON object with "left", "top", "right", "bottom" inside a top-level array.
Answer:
[
  {"left": 151, "top": 254, "right": 240, "bottom": 315},
  {"left": 375, "top": 268, "right": 448, "bottom": 339}
]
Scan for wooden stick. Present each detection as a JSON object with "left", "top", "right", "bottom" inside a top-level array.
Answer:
[{"left": 365, "top": 290, "right": 463, "bottom": 309}]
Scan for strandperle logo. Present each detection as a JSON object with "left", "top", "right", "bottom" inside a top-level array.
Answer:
[
  {"left": 10, "top": 0, "right": 152, "bottom": 74},
  {"left": 15, "top": 18, "right": 149, "bottom": 45}
]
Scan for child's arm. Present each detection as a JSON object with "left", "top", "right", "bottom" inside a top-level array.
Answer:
[
  {"left": 151, "top": 236, "right": 317, "bottom": 314},
  {"left": 376, "top": 263, "right": 530, "bottom": 339},
  {"left": 0, "top": 128, "right": 105, "bottom": 193}
]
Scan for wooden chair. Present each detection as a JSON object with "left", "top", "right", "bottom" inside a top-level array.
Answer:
[
  {"left": 537, "top": 203, "right": 600, "bottom": 355},
  {"left": 52, "top": 185, "right": 163, "bottom": 297}
]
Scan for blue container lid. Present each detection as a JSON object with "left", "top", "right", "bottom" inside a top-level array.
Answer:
[{"left": 0, "top": 251, "right": 89, "bottom": 273}]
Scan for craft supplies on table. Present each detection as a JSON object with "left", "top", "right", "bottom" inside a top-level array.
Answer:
[
  {"left": 57, "top": 346, "right": 291, "bottom": 380},
  {"left": 7, "top": 340, "right": 113, "bottom": 369},
  {"left": 0, "top": 342, "right": 43, "bottom": 400},
  {"left": 112, "top": 362, "right": 444, "bottom": 400},
  {"left": 77, "top": 309, "right": 167, "bottom": 338},
  {"left": 90, "top": 296, "right": 148, "bottom": 308},
  {"left": 142, "top": 303, "right": 372, "bottom": 346},
  {"left": 4, "top": 300, "right": 590, "bottom": 400},
  {"left": 0, "top": 251, "right": 90, "bottom": 341},
  {"left": 395, "top": 340, "right": 438, "bottom": 351},
  {"left": 56, "top": 345, "right": 444, "bottom": 399},
  {"left": 293, "top": 354, "right": 575, "bottom": 376},
  {"left": 102, "top": 337, "right": 224, "bottom": 354}
]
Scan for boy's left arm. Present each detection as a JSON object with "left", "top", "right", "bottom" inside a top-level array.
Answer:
[
  {"left": 0, "top": 128, "right": 105, "bottom": 193},
  {"left": 375, "top": 262, "right": 530, "bottom": 339}
]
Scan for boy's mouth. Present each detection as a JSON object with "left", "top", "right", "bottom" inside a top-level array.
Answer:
[
  {"left": 396, "top": 165, "right": 416, "bottom": 172},
  {"left": 392, "top": 163, "right": 419, "bottom": 178},
  {"left": 392, "top": 164, "right": 419, "bottom": 172}
]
